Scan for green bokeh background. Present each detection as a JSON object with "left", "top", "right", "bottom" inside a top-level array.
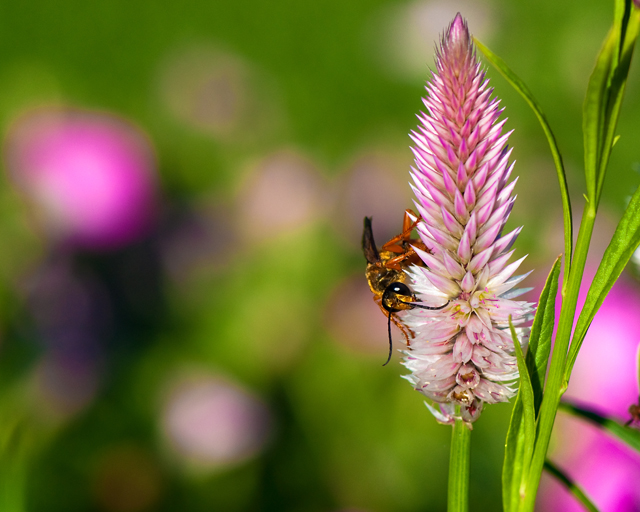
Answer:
[{"left": 0, "top": 1, "right": 638, "bottom": 511}]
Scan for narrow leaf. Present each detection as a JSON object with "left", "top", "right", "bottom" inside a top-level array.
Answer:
[
  {"left": 611, "top": 0, "right": 629, "bottom": 75},
  {"left": 595, "top": 6, "right": 640, "bottom": 200},
  {"left": 503, "top": 307, "right": 545, "bottom": 512},
  {"left": 582, "top": 0, "right": 640, "bottom": 205},
  {"left": 566, "top": 183, "right": 640, "bottom": 381},
  {"left": 558, "top": 401, "right": 640, "bottom": 453},
  {"left": 544, "top": 460, "right": 600, "bottom": 512},
  {"left": 508, "top": 319, "right": 536, "bottom": 507},
  {"left": 526, "top": 256, "right": 562, "bottom": 415},
  {"left": 511, "top": 320, "right": 535, "bottom": 463},
  {"left": 474, "top": 39, "right": 573, "bottom": 284},
  {"left": 503, "top": 397, "right": 525, "bottom": 512},
  {"left": 582, "top": 27, "right": 616, "bottom": 203}
]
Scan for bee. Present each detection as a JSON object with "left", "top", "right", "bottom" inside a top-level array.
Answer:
[{"left": 362, "top": 209, "right": 449, "bottom": 365}]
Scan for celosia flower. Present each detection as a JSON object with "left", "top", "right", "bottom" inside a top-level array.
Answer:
[{"left": 399, "top": 14, "right": 534, "bottom": 424}]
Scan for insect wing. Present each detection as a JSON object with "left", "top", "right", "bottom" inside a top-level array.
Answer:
[{"left": 362, "top": 217, "right": 381, "bottom": 264}]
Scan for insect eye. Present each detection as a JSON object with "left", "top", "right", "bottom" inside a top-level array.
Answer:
[
  {"left": 381, "top": 282, "right": 415, "bottom": 313},
  {"left": 389, "top": 282, "right": 412, "bottom": 296}
]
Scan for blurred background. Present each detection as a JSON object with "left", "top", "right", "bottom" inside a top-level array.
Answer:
[{"left": 0, "top": 0, "right": 638, "bottom": 511}]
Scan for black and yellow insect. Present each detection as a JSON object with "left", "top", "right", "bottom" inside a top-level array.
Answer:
[{"left": 362, "top": 209, "right": 449, "bottom": 365}]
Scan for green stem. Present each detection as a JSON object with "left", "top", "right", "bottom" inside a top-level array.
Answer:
[
  {"left": 522, "top": 203, "right": 597, "bottom": 511},
  {"left": 448, "top": 412, "right": 471, "bottom": 512}
]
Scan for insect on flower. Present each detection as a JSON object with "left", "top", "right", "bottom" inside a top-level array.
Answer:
[
  {"left": 625, "top": 396, "right": 640, "bottom": 427},
  {"left": 362, "top": 209, "right": 449, "bottom": 366}
]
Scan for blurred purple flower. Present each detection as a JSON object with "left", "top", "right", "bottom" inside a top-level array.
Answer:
[
  {"left": 5, "top": 107, "right": 158, "bottom": 250},
  {"left": 538, "top": 275, "right": 640, "bottom": 511},
  {"left": 23, "top": 254, "right": 109, "bottom": 420}
]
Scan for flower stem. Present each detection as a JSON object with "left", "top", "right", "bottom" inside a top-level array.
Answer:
[{"left": 448, "top": 410, "right": 471, "bottom": 512}]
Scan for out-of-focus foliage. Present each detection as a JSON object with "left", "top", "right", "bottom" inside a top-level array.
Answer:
[{"left": 0, "top": 1, "right": 638, "bottom": 511}]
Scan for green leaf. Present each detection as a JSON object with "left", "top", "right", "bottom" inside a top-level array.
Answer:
[
  {"left": 474, "top": 38, "right": 573, "bottom": 287},
  {"left": 503, "top": 319, "right": 536, "bottom": 512},
  {"left": 526, "top": 256, "right": 562, "bottom": 415},
  {"left": 583, "top": 3, "right": 640, "bottom": 204},
  {"left": 511, "top": 320, "right": 536, "bottom": 471},
  {"left": 565, "top": 182, "right": 640, "bottom": 382},
  {"left": 503, "top": 397, "right": 525, "bottom": 512},
  {"left": 558, "top": 401, "right": 640, "bottom": 453},
  {"left": 595, "top": 6, "right": 640, "bottom": 200},
  {"left": 582, "top": 27, "right": 616, "bottom": 203},
  {"left": 544, "top": 460, "right": 600, "bottom": 512}
]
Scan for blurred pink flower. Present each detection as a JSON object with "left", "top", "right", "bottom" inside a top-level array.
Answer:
[
  {"left": 5, "top": 107, "right": 158, "bottom": 250},
  {"left": 324, "top": 275, "right": 392, "bottom": 355},
  {"left": 538, "top": 275, "right": 640, "bottom": 511},
  {"left": 336, "top": 150, "right": 413, "bottom": 249},
  {"left": 162, "top": 373, "right": 272, "bottom": 471},
  {"left": 564, "top": 276, "right": 640, "bottom": 417},
  {"left": 237, "top": 149, "right": 329, "bottom": 240},
  {"left": 539, "top": 422, "right": 640, "bottom": 512}
]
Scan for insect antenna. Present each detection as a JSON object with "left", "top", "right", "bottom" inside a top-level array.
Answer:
[
  {"left": 383, "top": 313, "right": 393, "bottom": 366},
  {"left": 400, "top": 299, "right": 450, "bottom": 310},
  {"left": 381, "top": 301, "right": 448, "bottom": 367}
]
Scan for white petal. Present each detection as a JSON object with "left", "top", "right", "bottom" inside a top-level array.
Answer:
[{"left": 487, "top": 256, "right": 528, "bottom": 288}]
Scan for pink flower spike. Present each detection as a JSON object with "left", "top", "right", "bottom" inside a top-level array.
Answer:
[
  {"left": 454, "top": 189, "right": 469, "bottom": 220},
  {"left": 398, "top": 14, "right": 534, "bottom": 425}
]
